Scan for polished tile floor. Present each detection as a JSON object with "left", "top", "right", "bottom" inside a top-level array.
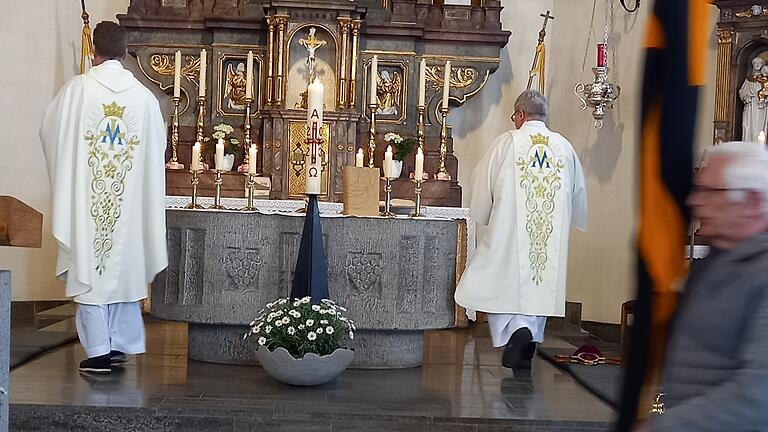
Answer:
[{"left": 10, "top": 316, "right": 616, "bottom": 430}]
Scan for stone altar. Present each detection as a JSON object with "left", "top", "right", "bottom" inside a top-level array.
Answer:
[{"left": 151, "top": 207, "right": 464, "bottom": 368}]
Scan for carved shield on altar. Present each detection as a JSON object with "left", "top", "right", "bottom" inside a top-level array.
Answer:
[{"left": 344, "top": 252, "right": 383, "bottom": 295}]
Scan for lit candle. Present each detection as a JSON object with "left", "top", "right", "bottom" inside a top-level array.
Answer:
[
  {"left": 418, "top": 58, "right": 426, "bottom": 108},
  {"left": 307, "top": 77, "right": 324, "bottom": 126},
  {"left": 198, "top": 49, "right": 207, "bottom": 97},
  {"left": 597, "top": 44, "right": 607, "bottom": 68},
  {"left": 384, "top": 145, "right": 394, "bottom": 178},
  {"left": 215, "top": 138, "right": 225, "bottom": 171},
  {"left": 370, "top": 55, "right": 378, "bottom": 106},
  {"left": 415, "top": 147, "right": 424, "bottom": 180},
  {"left": 355, "top": 148, "right": 364, "bottom": 167},
  {"left": 191, "top": 142, "right": 201, "bottom": 172},
  {"left": 759, "top": 131, "right": 766, "bottom": 146},
  {"left": 248, "top": 144, "right": 258, "bottom": 175},
  {"left": 173, "top": 50, "right": 181, "bottom": 99},
  {"left": 441, "top": 60, "right": 451, "bottom": 110},
  {"left": 245, "top": 51, "right": 254, "bottom": 100}
]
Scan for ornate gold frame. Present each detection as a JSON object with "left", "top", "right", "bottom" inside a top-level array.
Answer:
[
  {"left": 287, "top": 120, "right": 331, "bottom": 199},
  {"left": 215, "top": 51, "right": 263, "bottom": 118},
  {"left": 362, "top": 57, "right": 409, "bottom": 125},
  {"left": 284, "top": 23, "right": 340, "bottom": 112}
]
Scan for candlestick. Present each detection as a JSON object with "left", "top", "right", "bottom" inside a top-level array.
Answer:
[
  {"left": 417, "top": 104, "right": 426, "bottom": 152},
  {"left": 418, "top": 58, "right": 426, "bottom": 108},
  {"left": 166, "top": 95, "right": 184, "bottom": 169},
  {"left": 368, "top": 102, "right": 378, "bottom": 168},
  {"left": 209, "top": 170, "right": 226, "bottom": 210},
  {"left": 379, "top": 177, "right": 395, "bottom": 217},
  {"left": 245, "top": 51, "right": 254, "bottom": 100},
  {"left": 195, "top": 94, "right": 209, "bottom": 171},
  {"left": 185, "top": 169, "right": 204, "bottom": 209},
  {"left": 435, "top": 106, "right": 451, "bottom": 180},
  {"left": 355, "top": 148, "right": 364, "bottom": 167},
  {"left": 240, "top": 173, "right": 258, "bottom": 211},
  {"left": 237, "top": 96, "right": 254, "bottom": 173},
  {"left": 759, "top": 130, "right": 766, "bottom": 146},
  {"left": 215, "top": 139, "right": 225, "bottom": 171},
  {"left": 370, "top": 55, "right": 378, "bottom": 106},
  {"left": 441, "top": 60, "right": 451, "bottom": 110},
  {"left": 199, "top": 49, "right": 207, "bottom": 97},
  {"left": 409, "top": 179, "right": 425, "bottom": 218},
  {"left": 173, "top": 50, "right": 181, "bottom": 99}
]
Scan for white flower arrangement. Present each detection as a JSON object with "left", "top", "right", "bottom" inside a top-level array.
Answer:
[
  {"left": 384, "top": 132, "right": 404, "bottom": 144},
  {"left": 244, "top": 297, "right": 356, "bottom": 359}
]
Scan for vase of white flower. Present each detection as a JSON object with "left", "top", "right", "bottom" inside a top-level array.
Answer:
[{"left": 244, "top": 297, "right": 355, "bottom": 386}]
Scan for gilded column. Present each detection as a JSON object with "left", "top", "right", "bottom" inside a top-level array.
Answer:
[
  {"left": 337, "top": 17, "right": 351, "bottom": 108},
  {"left": 715, "top": 29, "right": 733, "bottom": 123},
  {"left": 275, "top": 15, "right": 289, "bottom": 106},
  {"left": 348, "top": 20, "right": 362, "bottom": 108},
  {"left": 266, "top": 16, "right": 276, "bottom": 105}
]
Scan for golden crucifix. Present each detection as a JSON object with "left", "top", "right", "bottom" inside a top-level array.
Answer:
[{"left": 298, "top": 27, "right": 327, "bottom": 82}]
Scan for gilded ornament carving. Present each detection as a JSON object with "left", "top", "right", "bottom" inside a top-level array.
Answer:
[
  {"left": 717, "top": 29, "right": 733, "bottom": 44},
  {"left": 150, "top": 53, "right": 200, "bottom": 86},
  {"left": 735, "top": 5, "right": 768, "bottom": 18},
  {"left": 425, "top": 66, "right": 477, "bottom": 90}
]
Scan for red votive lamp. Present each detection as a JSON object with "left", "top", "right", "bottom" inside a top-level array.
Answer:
[{"left": 597, "top": 44, "right": 607, "bottom": 68}]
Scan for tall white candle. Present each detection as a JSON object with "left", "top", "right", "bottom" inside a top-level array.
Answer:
[
  {"left": 355, "top": 148, "right": 364, "bottom": 167},
  {"left": 441, "top": 60, "right": 451, "bottom": 110},
  {"left": 415, "top": 147, "right": 424, "bottom": 180},
  {"left": 245, "top": 51, "right": 254, "bottom": 100},
  {"left": 198, "top": 49, "right": 207, "bottom": 97},
  {"left": 173, "top": 50, "right": 182, "bottom": 99},
  {"left": 307, "top": 78, "right": 324, "bottom": 126},
  {"left": 384, "top": 145, "right": 394, "bottom": 178},
  {"left": 248, "top": 144, "right": 258, "bottom": 175},
  {"left": 418, "top": 58, "right": 426, "bottom": 107},
  {"left": 215, "top": 138, "right": 225, "bottom": 171},
  {"left": 370, "top": 55, "right": 378, "bottom": 106},
  {"left": 759, "top": 131, "right": 766, "bottom": 146},
  {"left": 191, "top": 142, "right": 201, "bottom": 172}
]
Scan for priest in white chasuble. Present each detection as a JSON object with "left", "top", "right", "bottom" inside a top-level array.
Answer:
[
  {"left": 455, "top": 90, "right": 587, "bottom": 369},
  {"left": 40, "top": 22, "right": 167, "bottom": 374}
]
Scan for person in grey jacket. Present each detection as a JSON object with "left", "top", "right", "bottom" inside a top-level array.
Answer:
[{"left": 633, "top": 141, "right": 768, "bottom": 432}]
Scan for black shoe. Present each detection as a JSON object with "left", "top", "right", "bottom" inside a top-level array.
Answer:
[
  {"left": 502, "top": 328, "right": 533, "bottom": 369},
  {"left": 524, "top": 342, "right": 537, "bottom": 361},
  {"left": 79, "top": 354, "right": 112, "bottom": 374},
  {"left": 109, "top": 350, "right": 128, "bottom": 365}
]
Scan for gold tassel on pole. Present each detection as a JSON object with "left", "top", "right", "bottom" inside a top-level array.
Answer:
[
  {"left": 527, "top": 10, "right": 554, "bottom": 93},
  {"left": 80, "top": 0, "right": 93, "bottom": 75}
]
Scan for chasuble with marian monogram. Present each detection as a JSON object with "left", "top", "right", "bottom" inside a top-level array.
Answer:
[
  {"left": 455, "top": 121, "right": 587, "bottom": 317},
  {"left": 40, "top": 60, "right": 168, "bottom": 305}
]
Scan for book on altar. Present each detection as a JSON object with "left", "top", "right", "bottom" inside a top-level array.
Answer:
[{"left": 342, "top": 166, "right": 380, "bottom": 216}]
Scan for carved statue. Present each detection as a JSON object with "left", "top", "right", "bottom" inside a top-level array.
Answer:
[
  {"left": 298, "top": 27, "right": 327, "bottom": 82},
  {"left": 739, "top": 55, "right": 768, "bottom": 141},
  {"left": 376, "top": 70, "right": 402, "bottom": 116},
  {"left": 225, "top": 62, "right": 248, "bottom": 110}
]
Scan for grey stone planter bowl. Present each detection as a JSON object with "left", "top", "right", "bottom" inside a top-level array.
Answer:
[{"left": 255, "top": 347, "right": 354, "bottom": 386}]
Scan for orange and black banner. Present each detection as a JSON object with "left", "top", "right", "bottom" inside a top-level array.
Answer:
[{"left": 615, "top": 1, "right": 711, "bottom": 431}]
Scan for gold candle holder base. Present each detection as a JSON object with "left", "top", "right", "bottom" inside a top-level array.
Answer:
[
  {"left": 168, "top": 96, "right": 184, "bottom": 169},
  {"left": 185, "top": 170, "right": 204, "bottom": 209},
  {"left": 166, "top": 161, "right": 185, "bottom": 170},
  {"left": 368, "top": 103, "right": 378, "bottom": 168},
  {"left": 409, "top": 179, "right": 425, "bottom": 218},
  {"left": 208, "top": 170, "right": 226, "bottom": 210},
  {"left": 240, "top": 173, "right": 258, "bottom": 211},
  {"left": 379, "top": 177, "right": 396, "bottom": 217}
]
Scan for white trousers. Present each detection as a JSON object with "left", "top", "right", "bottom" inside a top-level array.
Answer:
[
  {"left": 75, "top": 301, "right": 146, "bottom": 358},
  {"left": 487, "top": 313, "right": 547, "bottom": 348}
]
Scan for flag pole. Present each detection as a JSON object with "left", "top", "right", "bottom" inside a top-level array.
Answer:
[{"left": 80, "top": 0, "right": 93, "bottom": 75}]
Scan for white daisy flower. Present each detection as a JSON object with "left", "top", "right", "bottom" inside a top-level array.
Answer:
[
  {"left": 319, "top": 310, "right": 327, "bottom": 315},
  {"left": 266, "top": 314, "right": 274, "bottom": 322},
  {"left": 301, "top": 297, "right": 311, "bottom": 304},
  {"left": 298, "top": 324, "right": 305, "bottom": 330},
  {"left": 306, "top": 319, "right": 315, "bottom": 326},
  {"left": 287, "top": 327, "right": 296, "bottom": 335},
  {"left": 258, "top": 337, "right": 267, "bottom": 345},
  {"left": 316, "top": 327, "right": 324, "bottom": 334},
  {"left": 275, "top": 320, "right": 283, "bottom": 327},
  {"left": 308, "top": 332, "right": 317, "bottom": 340},
  {"left": 326, "top": 326, "right": 334, "bottom": 334},
  {"left": 320, "top": 320, "right": 328, "bottom": 325},
  {"left": 312, "top": 305, "right": 321, "bottom": 311},
  {"left": 282, "top": 317, "right": 291, "bottom": 324},
  {"left": 265, "top": 325, "right": 272, "bottom": 333}
]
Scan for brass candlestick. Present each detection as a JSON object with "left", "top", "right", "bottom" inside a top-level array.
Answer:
[
  {"left": 195, "top": 95, "right": 209, "bottom": 171},
  {"left": 380, "top": 177, "right": 395, "bottom": 217},
  {"left": 166, "top": 96, "right": 184, "bottom": 169},
  {"left": 368, "top": 102, "right": 378, "bottom": 168},
  {"left": 238, "top": 97, "right": 254, "bottom": 173},
  {"left": 240, "top": 173, "right": 258, "bottom": 211},
  {"left": 185, "top": 169, "right": 204, "bottom": 209},
  {"left": 435, "top": 106, "right": 451, "bottom": 180},
  {"left": 417, "top": 105, "right": 425, "bottom": 151},
  {"left": 409, "top": 179, "right": 425, "bottom": 218},
  {"left": 209, "top": 170, "right": 226, "bottom": 209}
]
